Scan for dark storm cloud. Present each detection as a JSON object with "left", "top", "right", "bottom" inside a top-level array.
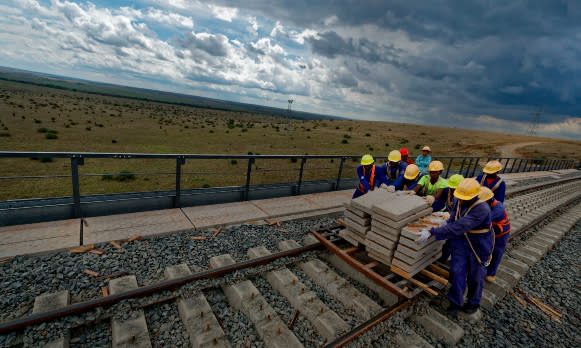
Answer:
[{"left": 214, "top": 0, "right": 581, "bottom": 127}]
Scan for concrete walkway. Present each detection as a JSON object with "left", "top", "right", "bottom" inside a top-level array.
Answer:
[
  {"left": 0, "top": 169, "right": 578, "bottom": 259},
  {"left": 0, "top": 190, "right": 353, "bottom": 258}
]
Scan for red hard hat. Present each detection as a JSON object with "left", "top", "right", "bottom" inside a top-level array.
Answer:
[{"left": 400, "top": 148, "right": 409, "bottom": 156}]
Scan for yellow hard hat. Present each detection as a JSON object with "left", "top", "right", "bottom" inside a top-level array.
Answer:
[
  {"left": 447, "top": 174, "right": 464, "bottom": 189},
  {"left": 388, "top": 150, "right": 401, "bottom": 162},
  {"left": 478, "top": 186, "right": 494, "bottom": 202},
  {"left": 483, "top": 160, "right": 502, "bottom": 174},
  {"left": 361, "top": 154, "right": 374, "bottom": 165},
  {"left": 454, "top": 178, "right": 481, "bottom": 201},
  {"left": 428, "top": 160, "right": 444, "bottom": 172},
  {"left": 422, "top": 146, "right": 431, "bottom": 152},
  {"left": 404, "top": 164, "right": 420, "bottom": 180}
]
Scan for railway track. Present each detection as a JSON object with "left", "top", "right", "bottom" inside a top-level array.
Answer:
[{"left": 0, "top": 177, "right": 580, "bottom": 347}]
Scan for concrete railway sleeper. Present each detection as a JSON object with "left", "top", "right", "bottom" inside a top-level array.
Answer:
[{"left": 0, "top": 177, "right": 580, "bottom": 347}]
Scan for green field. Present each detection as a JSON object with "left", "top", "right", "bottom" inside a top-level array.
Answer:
[{"left": 1, "top": 77, "right": 579, "bottom": 200}]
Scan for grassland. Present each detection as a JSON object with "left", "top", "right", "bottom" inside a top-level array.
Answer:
[{"left": 0, "top": 79, "right": 579, "bottom": 200}]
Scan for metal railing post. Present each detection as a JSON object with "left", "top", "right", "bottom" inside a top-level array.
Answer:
[
  {"left": 70, "top": 156, "right": 84, "bottom": 245},
  {"left": 174, "top": 157, "right": 185, "bottom": 208},
  {"left": 244, "top": 158, "right": 254, "bottom": 201},
  {"left": 444, "top": 158, "right": 453, "bottom": 178},
  {"left": 458, "top": 157, "right": 467, "bottom": 176},
  {"left": 464, "top": 158, "right": 473, "bottom": 177},
  {"left": 469, "top": 158, "right": 479, "bottom": 178},
  {"left": 296, "top": 157, "right": 307, "bottom": 195},
  {"left": 335, "top": 157, "right": 345, "bottom": 190}
]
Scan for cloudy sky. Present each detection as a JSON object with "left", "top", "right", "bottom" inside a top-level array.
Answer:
[{"left": 0, "top": 0, "right": 580, "bottom": 140}]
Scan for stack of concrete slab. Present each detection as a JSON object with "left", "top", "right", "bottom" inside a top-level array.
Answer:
[
  {"left": 391, "top": 213, "right": 447, "bottom": 277},
  {"left": 365, "top": 193, "right": 432, "bottom": 266},
  {"left": 341, "top": 190, "right": 393, "bottom": 246}
]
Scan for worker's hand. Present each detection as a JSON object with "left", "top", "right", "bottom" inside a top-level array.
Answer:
[
  {"left": 379, "top": 183, "right": 388, "bottom": 189},
  {"left": 442, "top": 212, "right": 450, "bottom": 220},
  {"left": 424, "top": 196, "right": 435, "bottom": 205},
  {"left": 403, "top": 190, "right": 415, "bottom": 195},
  {"left": 386, "top": 185, "right": 396, "bottom": 192},
  {"left": 438, "top": 220, "right": 447, "bottom": 227},
  {"left": 415, "top": 229, "right": 431, "bottom": 244}
]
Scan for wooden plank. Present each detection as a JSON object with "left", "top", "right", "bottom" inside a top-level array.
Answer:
[
  {"left": 84, "top": 269, "right": 99, "bottom": 277},
  {"left": 110, "top": 241, "right": 122, "bottom": 249},
  {"left": 88, "top": 249, "right": 106, "bottom": 255},
  {"left": 336, "top": 218, "right": 347, "bottom": 227},
  {"left": 427, "top": 264, "right": 449, "bottom": 279},
  {"left": 101, "top": 287, "right": 109, "bottom": 297},
  {"left": 343, "top": 246, "right": 360, "bottom": 255},
  {"left": 364, "top": 261, "right": 380, "bottom": 269},
  {"left": 420, "top": 269, "right": 448, "bottom": 285},
  {"left": 190, "top": 236, "right": 207, "bottom": 241},
  {"left": 391, "top": 265, "right": 438, "bottom": 296},
  {"left": 126, "top": 235, "right": 142, "bottom": 242},
  {"left": 213, "top": 226, "right": 223, "bottom": 237},
  {"left": 310, "top": 230, "right": 412, "bottom": 299},
  {"left": 70, "top": 245, "right": 95, "bottom": 253}
]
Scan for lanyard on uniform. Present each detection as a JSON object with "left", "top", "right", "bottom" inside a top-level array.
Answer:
[{"left": 456, "top": 200, "right": 495, "bottom": 267}]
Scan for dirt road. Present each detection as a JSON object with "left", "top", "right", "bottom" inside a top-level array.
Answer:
[{"left": 496, "top": 142, "right": 544, "bottom": 158}]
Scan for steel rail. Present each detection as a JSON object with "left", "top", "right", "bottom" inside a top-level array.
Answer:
[
  {"left": 324, "top": 300, "right": 411, "bottom": 348},
  {"left": 0, "top": 242, "right": 323, "bottom": 334},
  {"left": 508, "top": 193, "right": 581, "bottom": 242}
]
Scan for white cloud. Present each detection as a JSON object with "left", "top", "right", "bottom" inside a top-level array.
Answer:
[{"left": 208, "top": 4, "right": 238, "bottom": 22}]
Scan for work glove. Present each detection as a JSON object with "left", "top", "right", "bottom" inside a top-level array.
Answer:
[
  {"left": 379, "top": 183, "right": 388, "bottom": 189},
  {"left": 386, "top": 185, "right": 396, "bottom": 193},
  {"left": 415, "top": 229, "right": 431, "bottom": 244},
  {"left": 403, "top": 190, "right": 416, "bottom": 195},
  {"left": 424, "top": 196, "right": 435, "bottom": 205}
]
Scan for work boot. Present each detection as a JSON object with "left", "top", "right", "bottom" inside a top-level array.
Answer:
[
  {"left": 485, "top": 275, "right": 496, "bottom": 283},
  {"left": 463, "top": 303, "right": 480, "bottom": 314},
  {"left": 446, "top": 302, "right": 462, "bottom": 317}
]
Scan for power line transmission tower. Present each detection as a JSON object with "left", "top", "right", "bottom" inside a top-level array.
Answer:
[
  {"left": 287, "top": 96, "right": 294, "bottom": 112},
  {"left": 527, "top": 106, "right": 543, "bottom": 136}
]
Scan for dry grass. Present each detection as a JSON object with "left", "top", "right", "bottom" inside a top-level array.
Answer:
[{"left": 0, "top": 80, "right": 578, "bottom": 200}]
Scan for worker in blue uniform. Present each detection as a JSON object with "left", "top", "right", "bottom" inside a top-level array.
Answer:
[
  {"left": 381, "top": 150, "right": 408, "bottom": 191},
  {"left": 402, "top": 164, "right": 421, "bottom": 191},
  {"left": 353, "top": 154, "right": 382, "bottom": 198},
  {"left": 479, "top": 187, "right": 511, "bottom": 283},
  {"left": 437, "top": 173, "right": 464, "bottom": 263},
  {"left": 415, "top": 178, "right": 493, "bottom": 315},
  {"left": 476, "top": 160, "right": 506, "bottom": 203}
]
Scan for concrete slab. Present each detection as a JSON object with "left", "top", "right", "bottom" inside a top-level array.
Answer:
[
  {"left": 181, "top": 201, "right": 268, "bottom": 229},
  {"left": 344, "top": 210, "right": 370, "bottom": 226},
  {"left": 0, "top": 219, "right": 79, "bottom": 258},
  {"left": 370, "top": 220, "right": 401, "bottom": 237},
  {"left": 248, "top": 246, "right": 272, "bottom": 258},
  {"left": 344, "top": 218, "right": 371, "bottom": 234},
  {"left": 412, "top": 306, "right": 464, "bottom": 345},
  {"left": 372, "top": 194, "right": 430, "bottom": 221},
  {"left": 351, "top": 190, "right": 396, "bottom": 214},
  {"left": 500, "top": 256, "right": 529, "bottom": 275},
  {"left": 367, "top": 251, "right": 392, "bottom": 266},
  {"left": 251, "top": 196, "right": 324, "bottom": 218},
  {"left": 480, "top": 289, "right": 498, "bottom": 308},
  {"left": 397, "top": 235, "right": 438, "bottom": 251},
  {"left": 394, "top": 246, "right": 441, "bottom": 266},
  {"left": 459, "top": 308, "right": 483, "bottom": 324},
  {"left": 373, "top": 207, "right": 433, "bottom": 228},
  {"left": 111, "top": 311, "right": 151, "bottom": 348},
  {"left": 302, "top": 190, "right": 353, "bottom": 209},
  {"left": 109, "top": 275, "right": 138, "bottom": 295},
  {"left": 485, "top": 276, "right": 510, "bottom": 299},
  {"left": 365, "top": 231, "right": 398, "bottom": 249},
  {"left": 339, "top": 229, "right": 361, "bottom": 247},
  {"left": 510, "top": 249, "right": 540, "bottom": 266},
  {"left": 277, "top": 239, "right": 301, "bottom": 251},
  {"left": 345, "top": 206, "right": 369, "bottom": 218},
  {"left": 209, "top": 254, "right": 236, "bottom": 268},
  {"left": 392, "top": 251, "right": 441, "bottom": 276},
  {"left": 394, "top": 330, "right": 434, "bottom": 348},
  {"left": 84, "top": 209, "right": 193, "bottom": 244},
  {"left": 164, "top": 263, "right": 193, "bottom": 280},
  {"left": 178, "top": 293, "right": 231, "bottom": 348},
  {"left": 33, "top": 291, "right": 70, "bottom": 314},
  {"left": 44, "top": 336, "right": 70, "bottom": 348}
]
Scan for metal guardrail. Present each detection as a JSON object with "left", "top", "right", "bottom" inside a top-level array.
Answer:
[{"left": 0, "top": 151, "right": 578, "bottom": 227}]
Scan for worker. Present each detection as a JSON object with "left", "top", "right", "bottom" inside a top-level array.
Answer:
[
  {"left": 400, "top": 148, "right": 414, "bottom": 165},
  {"left": 353, "top": 154, "right": 381, "bottom": 198},
  {"left": 402, "top": 164, "right": 421, "bottom": 191},
  {"left": 414, "top": 161, "right": 448, "bottom": 210},
  {"left": 444, "top": 174, "right": 464, "bottom": 211},
  {"left": 437, "top": 173, "right": 464, "bottom": 264},
  {"left": 380, "top": 150, "right": 408, "bottom": 191},
  {"left": 415, "top": 178, "right": 493, "bottom": 315},
  {"left": 479, "top": 187, "right": 511, "bottom": 283},
  {"left": 476, "top": 160, "right": 506, "bottom": 203},
  {"left": 415, "top": 146, "right": 432, "bottom": 174}
]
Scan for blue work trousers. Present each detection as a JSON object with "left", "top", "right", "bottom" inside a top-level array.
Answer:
[
  {"left": 487, "top": 233, "right": 509, "bottom": 276},
  {"left": 448, "top": 240, "right": 487, "bottom": 307}
]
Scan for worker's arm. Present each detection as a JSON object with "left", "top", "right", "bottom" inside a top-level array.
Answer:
[
  {"left": 430, "top": 204, "right": 488, "bottom": 240},
  {"left": 356, "top": 166, "right": 371, "bottom": 192},
  {"left": 375, "top": 164, "right": 388, "bottom": 187},
  {"left": 433, "top": 187, "right": 445, "bottom": 200}
]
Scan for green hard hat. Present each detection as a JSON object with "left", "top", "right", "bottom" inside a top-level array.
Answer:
[{"left": 447, "top": 174, "right": 464, "bottom": 189}]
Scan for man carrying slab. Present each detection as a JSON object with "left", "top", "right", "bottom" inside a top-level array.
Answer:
[{"left": 415, "top": 178, "right": 493, "bottom": 316}]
